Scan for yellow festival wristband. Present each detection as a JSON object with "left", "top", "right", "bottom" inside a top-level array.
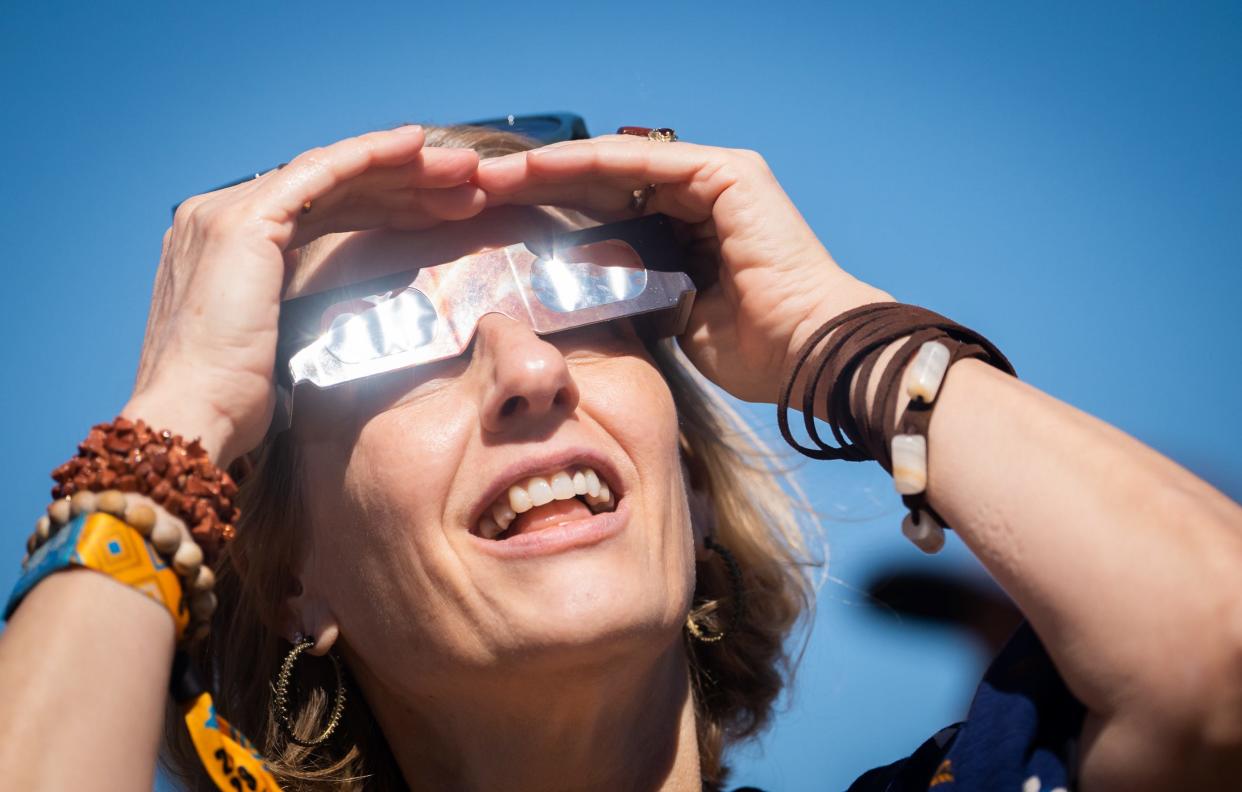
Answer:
[
  {"left": 6, "top": 511, "right": 189, "bottom": 637},
  {"left": 6, "top": 511, "right": 283, "bottom": 792}
]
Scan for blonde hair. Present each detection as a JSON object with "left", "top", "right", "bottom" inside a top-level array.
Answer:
[{"left": 163, "top": 125, "right": 817, "bottom": 791}]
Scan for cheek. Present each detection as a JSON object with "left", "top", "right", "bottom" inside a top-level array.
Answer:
[
  {"left": 295, "top": 392, "right": 481, "bottom": 650},
  {"left": 580, "top": 355, "right": 696, "bottom": 605},
  {"left": 358, "top": 376, "right": 482, "bottom": 514},
  {"left": 301, "top": 396, "right": 469, "bottom": 542},
  {"left": 581, "top": 353, "right": 680, "bottom": 464}
]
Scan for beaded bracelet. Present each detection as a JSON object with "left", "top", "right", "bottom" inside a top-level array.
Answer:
[
  {"left": 777, "top": 303, "right": 1016, "bottom": 552},
  {"left": 51, "top": 417, "right": 238, "bottom": 565},
  {"left": 6, "top": 420, "right": 280, "bottom": 792},
  {"left": 23, "top": 491, "right": 216, "bottom": 641},
  {"left": 7, "top": 494, "right": 278, "bottom": 790}
]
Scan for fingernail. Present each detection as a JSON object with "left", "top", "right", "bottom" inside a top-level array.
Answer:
[{"left": 395, "top": 124, "right": 423, "bottom": 135}]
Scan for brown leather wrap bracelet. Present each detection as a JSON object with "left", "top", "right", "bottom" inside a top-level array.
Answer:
[
  {"left": 777, "top": 302, "right": 1015, "bottom": 544},
  {"left": 779, "top": 303, "right": 1014, "bottom": 466}
]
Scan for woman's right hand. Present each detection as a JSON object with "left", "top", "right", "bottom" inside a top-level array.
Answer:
[{"left": 123, "top": 126, "right": 487, "bottom": 465}]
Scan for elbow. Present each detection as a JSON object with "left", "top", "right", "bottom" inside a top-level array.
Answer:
[
  {"left": 1146, "top": 497, "right": 1242, "bottom": 776},
  {"left": 1198, "top": 593, "right": 1242, "bottom": 751},
  {"left": 1204, "top": 506, "right": 1242, "bottom": 744},
  {"left": 1112, "top": 597, "right": 1242, "bottom": 789},
  {"left": 1085, "top": 487, "right": 1242, "bottom": 787},
  {"left": 1166, "top": 575, "right": 1242, "bottom": 785}
]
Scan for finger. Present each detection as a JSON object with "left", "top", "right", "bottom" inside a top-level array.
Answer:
[
  {"left": 482, "top": 180, "right": 643, "bottom": 216},
  {"left": 288, "top": 184, "right": 487, "bottom": 246},
  {"left": 294, "top": 147, "right": 481, "bottom": 218},
  {"left": 476, "top": 139, "right": 758, "bottom": 224},
  {"left": 672, "top": 218, "right": 717, "bottom": 244},
  {"left": 483, "top": 174, "right": 714, "bottom": 225},
  {"left": 399, "top": 182, "right": 489, "bottom": 222},
  {"left": 363, "top": 147, "right": 482, "bottom": 191},
  {"left": 481, "top": 139, "right": 705, "bottom": 191},
  {"left": 676, "top": 284, "right": 736, "bottom": 375},
  {"left": 251, "top": 125, "right": 431, "bottom": 220}
]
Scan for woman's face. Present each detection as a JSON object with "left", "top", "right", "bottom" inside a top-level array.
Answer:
[{"left": 290, "top": 207, "right": 696, "bottom": 698}]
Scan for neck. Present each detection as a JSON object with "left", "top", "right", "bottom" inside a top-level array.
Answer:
[{"left": 361, "top": 637, "right": 702, "bottom": 792}]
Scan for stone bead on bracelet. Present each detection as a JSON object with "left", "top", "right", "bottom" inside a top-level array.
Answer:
[
  {"left": 906, "top": 340, "right": 951, "bottom": 404},
  {"left": 893, "top": 340, "right": 953, "bottom": 551},
  {"left": 890, "top": 434, "right": 928, "bottom": 496},
  {"left": 28, "top": 490, "right": 216, "bottom": 640},
  {"left": 891, "top": 341, "right": 953, "bottom": 498},
  {"left": 901, "top": 509, "right": 946, "bottom": 554}
]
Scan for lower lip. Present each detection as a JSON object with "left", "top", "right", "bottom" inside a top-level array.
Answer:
[{"left": 468, "top": 496, "right": 629, "bottom": 559}]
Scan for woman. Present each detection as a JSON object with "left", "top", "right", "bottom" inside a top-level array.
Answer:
[{"left": 1, "top": 120, "right": 1240, "bottom": 792}]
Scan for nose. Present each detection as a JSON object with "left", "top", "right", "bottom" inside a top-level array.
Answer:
[{"left": 473, "top": 313, "right": 579, "bottom": 435}]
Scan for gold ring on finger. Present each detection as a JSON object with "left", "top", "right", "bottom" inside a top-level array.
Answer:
[{"left": 616, "top": 126, "right": 678, "bottom": 214}]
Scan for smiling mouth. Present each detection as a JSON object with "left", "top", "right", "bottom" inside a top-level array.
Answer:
[{"left": 474, "top": 465, "right": 618, "bottom": 541}]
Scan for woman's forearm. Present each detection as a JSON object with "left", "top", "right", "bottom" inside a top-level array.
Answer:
[
  {"left": 0, "top": 568, "right": 175, "bottom": 791},
  {"left": 926, "top": 360, "right": 1242, "bottom": 783}
]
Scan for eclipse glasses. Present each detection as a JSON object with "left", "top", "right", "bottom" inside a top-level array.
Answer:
[
  {"left": 172, "top": 114, "right": 696, "bottom": 431},
  {"left": 272, "top": 212, "right": 695, "bottom": 428}
]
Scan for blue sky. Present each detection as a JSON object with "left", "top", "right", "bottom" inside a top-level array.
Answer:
[{"left": 2, "top": 2, "right": 1239, "bottom": 789}]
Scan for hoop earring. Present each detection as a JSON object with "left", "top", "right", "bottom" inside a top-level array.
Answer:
[
  {"left": 686, "top": 536, "right": 746, "bottom": 644},
  {"left": 272, "top": 638, "right": 347, "bottom": 747}
]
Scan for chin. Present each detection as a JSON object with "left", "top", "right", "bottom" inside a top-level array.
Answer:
[{"left": 485, "top": 551, "right": 692, "bottom": 673}]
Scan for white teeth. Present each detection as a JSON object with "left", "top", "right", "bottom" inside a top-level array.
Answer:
[
  {"left": 483, "top": 466, "right": 616, "bottom": 538},
  {"left": 492, "top": 502, "right": 516, "bottom": 530},
  {"left": 584, "top": 482, "right": 614, "bottom": 512},
  {"left": 508, "top": 485, "right": 533, "bottom": 514},
  {"left": 590, "top": 483, "right": 610, "bottom": 503},
  {"left": 478, "top": 515, "right": 503, "bottom": 540},
  {"left": 551, "top": 472, "right": 574, "bottom": 500},
  {"left": 526, "top": 477, "right": 554, "bottom": 507}
]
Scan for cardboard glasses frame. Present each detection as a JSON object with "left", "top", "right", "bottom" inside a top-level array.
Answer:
[{"left": 168, "top": 114, "right": 694, "bottom": 433}]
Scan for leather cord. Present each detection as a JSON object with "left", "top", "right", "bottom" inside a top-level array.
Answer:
[{"left": 777, "top": 302, "right": 1016, "bottom": 531}]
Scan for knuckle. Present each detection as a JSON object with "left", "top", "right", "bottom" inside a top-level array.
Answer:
[
  {"left": 171, "top": 195, "right": 208, "bottom": 227},
  {"left": 355, "top": 129, "right": 384, "bottom": 149},
  {"left": 178, "top": 199, "right": 249, "bottom": 239},
  {"left": 733, "top": 148, "right": 771, "bottom": 172},
  {"left": 290, "top": 146, "right": 330, "bottom": 172},
  {"left": 203, "top": 205, "right": 252, "bottom": 236}
]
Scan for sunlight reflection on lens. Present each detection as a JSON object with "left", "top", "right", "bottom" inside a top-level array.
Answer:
[{"left": 326, "top": 289, "right": 437, "bottom": 363}]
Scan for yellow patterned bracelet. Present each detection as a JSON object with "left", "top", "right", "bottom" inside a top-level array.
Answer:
[
  {"left": 6, "top": 511, "right": 283, "bottom": 791},
  {"left": 6, "top": 511, "right": 190, "bottom": 638}
]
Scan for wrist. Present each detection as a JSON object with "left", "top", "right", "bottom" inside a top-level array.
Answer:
[
  {"left": 10, "top": 506, "right": 194, "bottom": 640},
  {"left": 852, "top": 335, "right": 918, "bottom": 432},
  {"left": 121, "top": 393, "right": 235, "bottom": 466},
  {"left": 781, "top": 279, "right": 895, "bottom": 410}
]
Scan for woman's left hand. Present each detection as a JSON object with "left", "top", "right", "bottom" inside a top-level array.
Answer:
[{"left": 473, "top": 135, "right": 892, "bottom": 404}]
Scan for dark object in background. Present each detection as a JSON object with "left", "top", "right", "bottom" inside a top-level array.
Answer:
[{"left": 865, "top": 567, "right": 1023, "bottom": 656}]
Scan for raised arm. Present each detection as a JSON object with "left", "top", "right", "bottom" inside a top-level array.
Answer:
[
  {"left": 909, "top": 354, "right": 1242, "bottom": 789},
  {"left": 0, "top": 126, "right": 487, "bottom": 791},
  {"left": 0, "top": 570, "right": 175, "bottom": 790},
  {"left": 476, "top": 135, "right": 1242, "bottom": 789}
]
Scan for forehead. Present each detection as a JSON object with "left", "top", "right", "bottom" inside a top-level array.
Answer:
[{"left": 286, "top": 206, "right": 578, "bottom": 300}]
